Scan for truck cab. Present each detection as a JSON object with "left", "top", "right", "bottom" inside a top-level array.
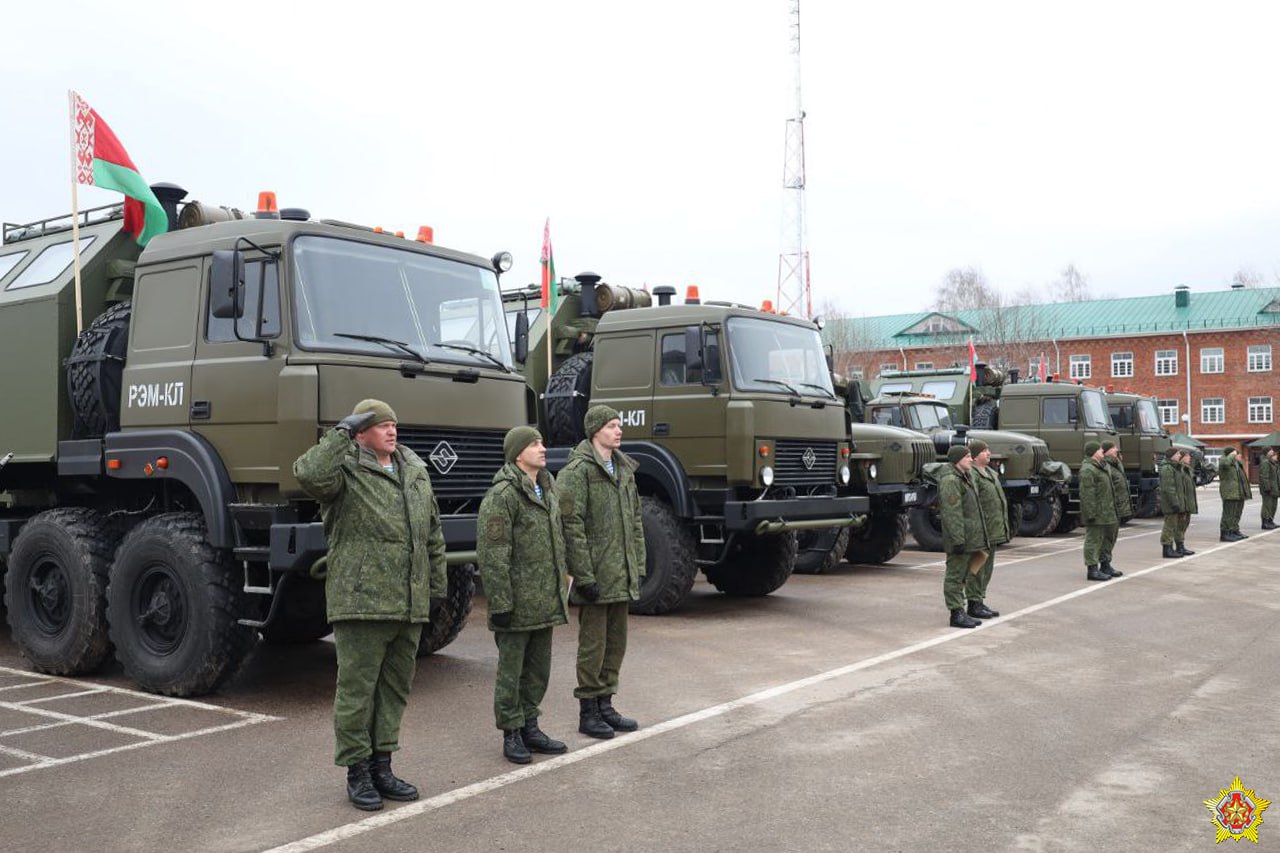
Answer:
[{"left": 1106, "top": 391, "right": 1172, "bottom": 517}]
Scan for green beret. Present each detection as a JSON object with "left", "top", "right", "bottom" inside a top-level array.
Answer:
[
  {"left": 1223, "top": 447, "right": 1236, "bottom": 457},
  {"left": 1084, "top": 440, "right": 1101, "bottom": 456},
  {"left": 503, "top": 425, "right": 542, "bottom": 464},
  {"left": 967, "top": 439, "right": 988, "bottom": 455},
  {"left": 1164, "top": 446, "right": 1180, "bottom": 458},
  {"left": 1101, "top": 440, "right": 1116, "bottom": 451},
  {"left": 946, "top": 445, "right": 970, "bottom": 464},
  {"left": 584, "top": 404, "right": 621, "bottom": 438},
  {"left": 352, "top": 398, "right": 397, "bottom": 428}
]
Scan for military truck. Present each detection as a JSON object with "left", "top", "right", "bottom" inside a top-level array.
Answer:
[
  {"left": 503, "top": 276, "right": 867, "bottom": 613},
  {"left": 0, "top": 186, "right": 526, "bottom": 696},
  {"left": 1104, "top": 391, "right": 1171, "bottom": 517}
]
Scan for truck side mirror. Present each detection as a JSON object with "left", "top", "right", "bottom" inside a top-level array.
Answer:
[
  {"left": 514, "top": 311, "right": 529, "bottom": 363},
  {"left": 210, "top": 250, "right": 244, "bottom": 319},
  {"left": 824, "top": 343, "right": 834, "bottom": 372}
]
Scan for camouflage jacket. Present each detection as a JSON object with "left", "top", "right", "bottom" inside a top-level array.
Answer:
[
  {"left": 1105, "top": 457, "right": 1133, "bottom": 520},
  {"left": 293, "top": 428, "right": 447, "bottom": 623},
  {"left": 972, "top": 464, "right": 1010, "bottom": 546},
  {"left": 1218, "top": 456, "right": 1253, "bottom": 501},
  {"left": 1261, "top": 457, "right": 1280, "bottom": 497},
  {"left": 938, "top": 464, "right": 989, "bottom": 555},
  {"left": 1178, "top": 463, "right": 1199, "bottom": 514},
  {"left": 1079, "top": 458, "right": 1119, "bottom": 527},
  {"left": 476, "top": 463, "right": 569, "bottom": 632},
  {"left": 555, "top": 441, "right": 645, "bottom": 604},
  {"left": 1157, "top": 460, "right": 1185, "bottom": 515}
]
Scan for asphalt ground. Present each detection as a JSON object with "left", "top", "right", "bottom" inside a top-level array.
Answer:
[{"left": 1, "top": 489, "right": 1277, "bottom": 852}]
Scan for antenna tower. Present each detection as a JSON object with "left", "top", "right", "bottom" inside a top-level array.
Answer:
[{"left": 776, "top": 0, "right": 810, "bottom": 318}]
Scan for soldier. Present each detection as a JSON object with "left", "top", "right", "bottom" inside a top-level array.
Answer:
[
  {"left": 293, "top": 399, "right": 446, "bottom": 811},
  {"left": 938, "top": 444, "right": 989, "bottom": 629},
  {"left": 1079, "top": 440, "right": 1119, "bottom": 581},
  {"left": 556, "top": 404, "right": 646, "bottom": 739},
  {"left": 965, "top": 440, "right": 1007, "bottom": 620},
  {"left": 477, "top": 425, "right": 571, "bottom": 764},
  {"left": 1259, "top": 447, "right": 1278, "bottom": 530},
  {"left": 1099, "top": 440, "right": 1129, "bottom": 577},
  {"left": 1217, "top": 447, "right": 1253, "bottom": 541},
  {"left": 1157, "top": 447, "right": 1186, "bottom": 559},
  {"left": 1176, "top": 446, "right": 1198, "bottom": 556}
]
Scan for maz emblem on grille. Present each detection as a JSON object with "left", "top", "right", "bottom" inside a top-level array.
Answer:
[
  {"left": 429, "top": 441, "right": 459, "bottom": 475},
  {"left": 802, "top": 447, "right": 817, "bottom": 470}
]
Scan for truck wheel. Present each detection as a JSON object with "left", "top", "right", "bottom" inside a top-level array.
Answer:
[
  {"left": 1053, "top": 499, "right": 1080, "bottom": 534},
  {"left": 970, "top": 401, "right": 999, "bottom": 429},
  {"left": 793, "top": 527, "right": 851, "bottom": 575},
  {"left": 544, "top": 352, "right": 594, "bottom": 446},
  {"left": 418, "top": 563, "right": 475, "bottom": 656},
  {"left": 845, "top": 513, "right": 908, "bottom": 564},
  {"left": 260, "top": 575, "right": 331, "bottom": 644},
  {"left": 5, "top": 508, "right": 119, "bottom": 675},
  {"left": 1133, "top": 489, "right": 1159, "bottom": 519},
  {"left": 1018, "top": 496, "right": 1063, "bottom": 537},
  {"left": 705, "top": 532, "right": 797, "bottom": 597},
  {"left": 907, "top": 506, "right": 945, "bottom": 552},
  {"left": 66, "top": 301, "right": 132, "bottom": 438},
  {"left": 107, "top": 513, "right": 257, "bottom": 696},
  {"left": 1006, "top": 501, "right": 1022, "bottom": 540},
  {"left": 631, "top": 498, "right": 697, "bottom": 615}
]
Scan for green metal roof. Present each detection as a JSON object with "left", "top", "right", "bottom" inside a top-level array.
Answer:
[{"left": 825, "top": 286, "right": 1280, "bottom": 350}]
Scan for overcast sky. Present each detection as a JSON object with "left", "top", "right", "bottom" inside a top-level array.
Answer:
[{"left": 5, "top": 1, "right": 1280, "bottom": 318}]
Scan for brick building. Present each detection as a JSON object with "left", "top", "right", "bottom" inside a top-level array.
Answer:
[{"left": 826, "top": 285, "right": 1280, "bottom": 477}]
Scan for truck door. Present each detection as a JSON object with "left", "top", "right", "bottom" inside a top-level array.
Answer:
[
  {"left": 120, "top": 261, "right": 199, "bottom": 430},
  {"left": 650, "top": 327, "right": 727, "bottom": 479}
]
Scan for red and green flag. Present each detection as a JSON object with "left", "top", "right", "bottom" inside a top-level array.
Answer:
[
  {"left": 72, "top": 92, "right": 167, "bottom": 246},
  {"left": 540, "top": 217, "right": 557, "bottom": 313}
]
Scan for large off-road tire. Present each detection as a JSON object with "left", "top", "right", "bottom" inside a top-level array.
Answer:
[
  {"left": 631, "top": 497, "right": 698, "bottom": 614},
  {"left": 5, "top": 508, "right": 120, "bottom": 676},
  {"left": 1006, "top": 501, "right": 1022, "bottom": 540},
  {"left": 1053, "top": 499, "right": 1080, "bottom": 534},
  {"left": 418, "top": 562, "right": 475, "bottom": 656},
  {"left": 970, "top": 400, "right": 999, "bottom": 429},
  {"left": 1018, "top": 495, "right": 1063, "bottom": 537},
  {"left": 705, "top": 532, "right": 797, "bottom": 597},
  {"left": 1133, "top": 488, "right": 1160, "bottom": 519},
  {"left": 260, "top": 575, "right": 331, "bottom": 644},
  {"left": 794, "top": 527, "right": 851, "bottom": 575},
  {"left": 907, "top": 505, "right": 945, "bottom": 552},
  {"left": 107, "top": 513, "right": 256, "bottom": 696},
  {"left": 544, "top": 352, "right": 594, "bottom": 446},
  {"left": 66, "top": 301, "right": 131, "bottom": 438},
  {"left": 845, "top": 513, "right": 909, "bottom": 565}
]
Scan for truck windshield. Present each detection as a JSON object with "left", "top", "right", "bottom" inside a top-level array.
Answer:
[
  {"left": 1135, "top": 399, "right": 1162, "bottom": 433},
  {"left": 869, "top": 406, "right": 905, "bottom": 427},
  {"left": 908, "top": 403, "right": 952, "bottom": 430},
  {"left": 1080, "top": 389, "right": 1111, "bottom": 429},
  {"left": 726, "top": 317, "right": 835, "bottom": 397},
  {"left": 292, "top": 236, "right": 512, "bottom": 368}
]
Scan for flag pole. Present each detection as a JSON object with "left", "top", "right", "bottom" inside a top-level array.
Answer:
[{"left": 68, "top": 90, "right": 85, "bottom": 335}]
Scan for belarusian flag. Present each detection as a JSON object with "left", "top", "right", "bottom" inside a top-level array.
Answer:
[
  {"left": 540, "top": 217, "right": 557, "bottom": 313},
  {"left": 72, "top": 92, "right": 167, "bottom": 246}
]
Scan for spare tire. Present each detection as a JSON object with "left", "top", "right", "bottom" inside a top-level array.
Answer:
[
  {"left": 65, "top": 301, "right": 132, "bottom": 438},
  {"left": 545, "top": 352, "right": 594, "bottom": 446}
]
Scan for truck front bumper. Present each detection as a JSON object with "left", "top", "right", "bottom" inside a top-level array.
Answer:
[{"left": 723, "top": 495, "right": 869, "bottom": 534}]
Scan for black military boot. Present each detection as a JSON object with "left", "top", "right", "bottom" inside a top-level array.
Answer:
[
  {"left": 1177, "top": 542, "right": 1195, "bottom": 555},
  {"left": 1086, "top": 565, "right": 1111, "bottom": 581},
  {"left": 1162, "top": 544, "right": 1183, "bottom": 558},
  {"left": 1236, "top": 530, "right": 1249, "bottom": 539},
  {"left": 503, "top": 729, "right": 532, "bottom": 764},
  {"left": 1263, "top": 519, "right": 1278, "bottom": 530},
  {"left": 369, "top": 752, "right": 418, "bottom": 801},
  {"left": 949, "top": 608, "right": 980, "bottom": 629},
  {"left": 578, "top": 698, "right": 615, "bottom": 739},
  {"left": 346, "top": 759, "right": 383, "bottom": 811},
  {"left": 598, "top": 696, "right": 639, "bottom": 732},
  {"left": 967, "top": 601, "right": 999, "bottom": 619},
  {"left": 520, "top": 719, "right": 567, "bottom": 754},
  {"left": 1101, "top": 561, "right": 1123, "bottom": 578}
]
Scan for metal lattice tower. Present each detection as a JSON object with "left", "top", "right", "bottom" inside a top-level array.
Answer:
[{"left": 776, "top": 0, "right": 810, "bottom": 318}]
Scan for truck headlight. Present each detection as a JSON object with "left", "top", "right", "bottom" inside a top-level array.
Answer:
[
  {"left": 761, "top": 466, "right": 774, "bottom": 486},
  {"left": 868, "top": 463, "right": 878, "bottom": 480},
  {"left": 839, "top": 465, "right": 851, "bottom": 485},
  {"left": 998, "top": 462, "right": 1006, "bottom": 475}
]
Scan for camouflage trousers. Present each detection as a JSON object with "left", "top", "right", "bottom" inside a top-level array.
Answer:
[
  {"left": 493, "top": 628, "right": 553, "bottom": 730},
  {"left": 1160, "top": 513, "right": 1180, "bottom": 545},
  {"left": 332, "top": 620, "right": 421, "bottom": 767},
  {"left": 575, "top": 602, "right": 629, "bottom": 699},
  {"left": 1177, "top": 513, "right": 1191, "bottom": 541},
  {"left": 943, "top": 553, "right": 970, "bottom": 610},
  {"left": 964, "top": 548, "right": 995, "bottom": 604},
  {"left": 1083, "top": 524, "right": 1118, "bottom": 567},
  {"left": 1221, "top": 500, "right": 1244, "bottom": 533},
  {"left": 1260, "top": 494, "right": 1276, "bottom": 524}
]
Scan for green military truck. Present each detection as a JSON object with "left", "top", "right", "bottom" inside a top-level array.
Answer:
[
  {"left": 504, "top": 276, "right": 867, "bottom": 613},
  {"left": 0, "top": 186, "right": 526, "bottom": 696},
  {"left": 1105, "top": 391, "right": 1172, "bottom": 517}
]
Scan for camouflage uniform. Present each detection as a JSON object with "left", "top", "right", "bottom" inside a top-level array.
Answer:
[
  {"left": 1157, "top": 456, "right": 1186, "bottom": 546},
  {"left": 1177, "top": 456, "right": 1198, "bottom": 545},
  {"left": 1260, "top": 452, "right": 1279, "bottom": 526},
  {"left": 967, "top": 463, "right": 1008, "bottom": 607},
  {"left": 1079, "top": 456, "right": 1119, "bottom": 569},
  {"left": 294, "top": 428, "right": 447, "bottom": 767},
  {"left": 1217, "top": 451, "right": 1253, "bottom": 535},
  {"left": 477, "top": 462, "right": 569, "bottom": 731},
  {"left": 1105, "top": 456, "right": 1133, "bottom": 522},
  {"left": 556, "top": 440, "right": 645, "bottom": 699},
  {"left": 938, "top": 462, "right": 989, "bottom": 611}
]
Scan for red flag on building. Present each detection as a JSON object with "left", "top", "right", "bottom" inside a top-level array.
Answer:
[{"left": 968, "top": 336, "right": 978, "bottom": 381}]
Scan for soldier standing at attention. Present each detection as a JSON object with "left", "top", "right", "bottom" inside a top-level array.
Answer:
[
  {"left": 556, "top": 405, "right": 646, "bottom": 739},
  {"left": 1217, "top": 447, "right": 1252, "bottom": 541},
  {"left": 1177, "top": 447, "right": 1198, "bottom": 555},
  {"left": 1080, "top": 440, "right": 1119, "bottom": 581},
  {"left": 1258, "top": 447, "right": 1278, "bottom": 530},
  {"left": 477, "top": 425, "right": 570, "bottom": 764},
  {"left": 939, "top": 444, "right": 989, "bottom": 629},
  {"left": 1098, "top": 440, "right": 1128, "bottom": 577},
  {"left": 965, "top": 440, "right": 1006, "bottom": 620},
  {"left": 294, "top": 400, "right": 446, "bottom": 811},
  {"left": 1157, "top": 447, "right": 1187, "bottom": 559}
]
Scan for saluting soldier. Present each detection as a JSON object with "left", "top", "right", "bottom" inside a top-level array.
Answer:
[
  {"left": 965, "top": 440, "right": 1007, "bottom": 620},
  {"left": 477, "top": 425, "right": 571, "bottom": 764},
  {"left": 1157, "top": 447, "right": 1187, "bottom": 558},
  {"left": 1080, "top": 440, "right": 1119, "bottom": 581},
  {"left": 1258, "top": 447, "right": 1278, "bottom": 530},
  {"left": 556, "top": 405, "right": 646, "bottom": 738},
  {"left": 1217, "top": 447, "right": 1253, "bottom": 541},
  {"left": 293, "top": 399, "right": 446, "bottom": 811},
  {"left": 1098, "top": 440, "right": 1129, "bottom": 577},
  {"left": 938, "top": 444, "right": 989, "bottom": 629},
  {"left": 1177, "top": 447, "right": 1198, "bottom": 555}
]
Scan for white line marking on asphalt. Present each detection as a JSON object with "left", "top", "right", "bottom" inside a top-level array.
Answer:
[{"left": 262, "top": 529, "right": 1270, "bottom": 853}]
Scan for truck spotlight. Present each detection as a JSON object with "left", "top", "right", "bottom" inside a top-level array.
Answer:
[
  {"left": 839, "top": 465, "right": 851, "bottom": 485},
  {"left": 492, "top": 251, "right": 513, "bottom": 273},
  {"left": 761, "top": 466, "right": 775, "bottom": 486}
]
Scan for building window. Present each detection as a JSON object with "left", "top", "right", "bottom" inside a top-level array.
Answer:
[
  {"left": 1201, "top": 398, "right": 1225, "bottom": 424},
  {"left": 1029, "top": 355, "right": 1047, "bottom": 378},
  {"left": 914, "top": 361, "right": 933, "bottom": 370},
  {"left": 1069, "top": 354, "right": 1091, "bottom": 380},
  {"left": 1111, "top": 351, "right": 1133, "bottom": 378},
  {"left": 850, "top": 368, "right": 865, "bottom": 379},
  {"left": 1155, "top": 349, "right": 1178, "bottom": 376},
  {"left": 1248, "top": 344, "right": 1272, "bottom": 372},
  {"left": 1200, "top": 347, "right": 1224, "bottom": 374},
  {"left": 1249, "top": 396, "right": 1274, "bottom": 423},
  {"left": 879, "top": 363, "right": 898, "bottom": 376},
  {"left": 1157, "top": 399, "right": 1179, "bottom": 426}
]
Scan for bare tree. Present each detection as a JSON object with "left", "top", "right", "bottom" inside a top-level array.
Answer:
[
  {"left": 1231, "top": 266, "right": 1264, "bottom": 288},
  {"left": 934, "top": 266, "right": 998, "bottom": 311},
  {"left": 1049, "top": 263, "right": 1092, "bottom": 302}
]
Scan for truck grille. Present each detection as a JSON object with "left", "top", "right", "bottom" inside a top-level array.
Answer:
[
  {"left": 1033, "top": 444, "right": 1051, "bottom": 472},
  {"left": 912, "top": 439, "right": 936, "bottom": 474},
  {"left": 773, "top": 439, "right": 837, "bottom": 485},
  {"left": 396, "top": 427, "right": 505, "bottom": 501}
]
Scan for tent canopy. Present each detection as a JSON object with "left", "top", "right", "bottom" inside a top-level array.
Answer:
[
  {"left": 1169, "top": 432, "right": 1206, "bottom": 448},
  {"left": 1247, "top": 431, "right": 1280, "bottom": 447}
]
